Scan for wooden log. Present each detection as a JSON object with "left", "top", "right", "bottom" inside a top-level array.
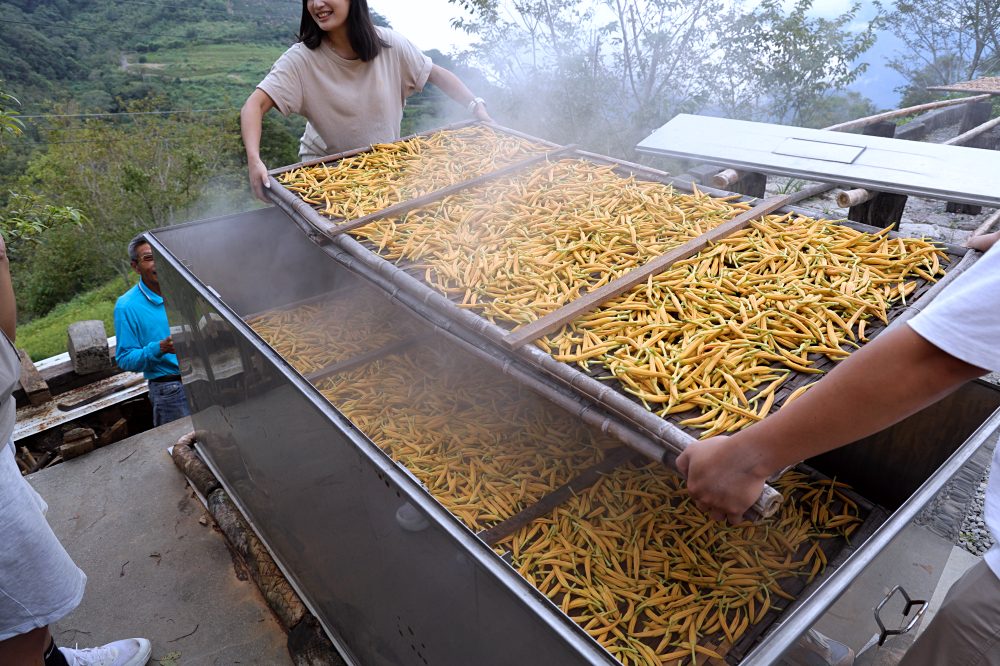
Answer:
[
  {"left": 685, "top": 162, "right": 724, "bottom": 184},
  {"left": 711, "top": 168, "right": 744, "bottom": 189},
  {"left": 708, "top": 168, "right": 766, "bottom": 196},
  {"left": 98, "top": 417, "right": 129, "bottom": 447},
  {"left": 732, "top": 171, "right": 767, "bottom": 198},
  {"left": 836, "top": 188, "right": 875, "bottom": 208},
  {"left": 501, "top": 194, "right": 794, "bottom": 349},
  {"left": 785, "top": 180, "right": 840, "bottom": 204},
  {"left": 59, "top": 427, "right": 96, "bottom": 460},
  {"left": 287, "top": 616, "right": 345, "bottom": 666},
  {"left": 17, "top": 446, "right": 37, "bottom": 472},
  {"left": 22, "top": 448, "right": 54, "bottom": 474},
  {"left": 16, "top": 349, "right": 51, "bottom": 406},
  {"left": 823, "top": 94, "right": 991, "bottom": 132},
  {"left": 945, "top": 102, "right": 997, "bottom": 214},
  {"left": 847, "top": 122, "right": 908, "bottom": 229},
  {"left": 207, "top": 488, "right": 308, "bottom": 631},
  {"left": 171, "top": 436, "right": 220, "bottom": 498},
  {"left": 848, "top": 191, "right": 908, "bottom": 230}
]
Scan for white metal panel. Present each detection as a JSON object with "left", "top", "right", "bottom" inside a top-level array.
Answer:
[
  {"left": 773, "top": 138, "right": 866, "bottom": 163},
  {"left": 636, "top": 114, "right": 1000, "bottom": 207}
]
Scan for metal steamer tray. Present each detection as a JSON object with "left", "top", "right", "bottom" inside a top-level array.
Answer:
[
  {"left": 148, "top": 123, "right": 1000, "bottom": 665},
  {"left": 152, "top": 209, "right": 1000, "bottom": 664},
  {"left": 264, "top": 122, "right": 972, "bottom": 465}
]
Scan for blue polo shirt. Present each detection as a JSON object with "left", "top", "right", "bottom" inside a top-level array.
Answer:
[{"left": 113, "top": 278, "right": 179, "bottom": 379}]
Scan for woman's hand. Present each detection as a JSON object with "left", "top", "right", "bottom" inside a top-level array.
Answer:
[
  {"left": 248, "top": 156, "right": 271, "bottom": 203},
  {"left": 473, "top": 103, "right": 493, "bottom": 123},
  {"left": 240, "top": 89, "right": 277, "bottom": 203}
]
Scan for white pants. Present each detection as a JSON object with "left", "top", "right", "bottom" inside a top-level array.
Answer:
[{"left": 0, "top": 441, "right": 86, "bottom": 640}]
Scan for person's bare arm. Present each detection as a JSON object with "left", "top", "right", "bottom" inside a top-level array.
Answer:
[
  {"left": 240, "top": 89, "right": 277, "bottom": 202},
  {"left": 427, "top": 65, "right": 492, "bottom": 122},
  {"left": 0, "top": 234, "right": 16, "bottom": 342},
  {"left": 967, "top": 230, "right": 1000, "bottom": 253},
  {"left": 677, "top": 325, "right": 986, "bottom": 523}
]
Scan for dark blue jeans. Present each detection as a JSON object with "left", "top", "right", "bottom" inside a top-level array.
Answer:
[{"left": 147, "top": 380, "right": 191, "bottom": 426}]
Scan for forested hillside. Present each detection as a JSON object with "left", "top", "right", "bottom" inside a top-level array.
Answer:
[
  {"left": 0, "top": 0, "right": 463, "bottom": 330},
  {"left": 1, "top": 0, "right": 298, "bottom": 107}
]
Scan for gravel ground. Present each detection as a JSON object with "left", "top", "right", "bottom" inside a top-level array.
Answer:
[
  {"left": 764, "top": 124, "right": 1000, "bottom": 554},
  {"left": 958, "top": 372, "right": 1000, "bottom": 556}
]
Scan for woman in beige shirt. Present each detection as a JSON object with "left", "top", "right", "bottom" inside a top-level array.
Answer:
[{"left": 241, "top": 0, "right": 492, "bottom": 201}]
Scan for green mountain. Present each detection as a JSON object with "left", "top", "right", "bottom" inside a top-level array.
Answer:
[{"left": 1, "top": 0, "right": 306, "bottom": 111}]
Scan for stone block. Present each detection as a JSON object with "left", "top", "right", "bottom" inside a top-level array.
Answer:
[{"left": 67, "top": 320, "right": 112, "bottom": 375}]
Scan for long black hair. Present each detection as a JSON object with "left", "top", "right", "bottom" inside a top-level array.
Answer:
[{"left": 298, "top": 0, "right": 390, "bottom": 61}]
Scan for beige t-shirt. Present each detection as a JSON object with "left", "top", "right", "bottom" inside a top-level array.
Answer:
[{"left": 258, "top": 27, "right": 433, "bottom": 160}]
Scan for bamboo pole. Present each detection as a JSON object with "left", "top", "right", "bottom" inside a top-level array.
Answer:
[
  {"left": 971, "top": 208, "right": 1000, "bottom": 238},
  {"left": 711, "top": 168, "right": 743, "bottom": 189},
  {"left": 824, "top": 94, "right": 992, "bottom": 132},
  {"left": 836, "top": 188, "right": 876, "bottom": 208},
  {"left": 944, "top": 114, "right": 1000, "bottom": 146}
]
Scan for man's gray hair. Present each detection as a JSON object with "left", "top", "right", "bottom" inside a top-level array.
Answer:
[{"left": 128, "top": 233, "right": 149, "bottom": 263}]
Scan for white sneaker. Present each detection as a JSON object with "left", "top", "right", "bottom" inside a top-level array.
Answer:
[{"left": 60, "top": 638, "right": 152, "bottom": 666}]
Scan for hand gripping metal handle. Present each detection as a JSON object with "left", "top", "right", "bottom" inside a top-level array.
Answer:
[
  {"left": 874, "top": 585, "right": 928, "bottom": 646},
  {"left": 661, "top": 448, "right": 783, "bottom": 522}
]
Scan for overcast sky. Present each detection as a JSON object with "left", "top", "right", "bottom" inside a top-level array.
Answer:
[
  {"left": 371, "top": 1, "right": 476, "bottom": 53},
  {"left": 370, "top": 0, "right": 899, "bottom": 106},
  {"left": 371, "top": 0, "right": 869, "bottom": 54}
]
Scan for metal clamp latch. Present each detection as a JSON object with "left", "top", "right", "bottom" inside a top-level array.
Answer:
[{"left": 874, "top": 585, "right": 928, "bottom": 646}]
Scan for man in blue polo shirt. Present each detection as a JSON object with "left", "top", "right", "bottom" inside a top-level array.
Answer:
[{"left": 113, "top": 234, "right": 190, "bottom": 426}]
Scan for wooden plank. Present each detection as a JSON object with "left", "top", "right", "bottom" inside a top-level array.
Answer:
[
  {"left": 16, "top": 349, "right": 51, "bottom": 406},
  {"left": 476, "top": 447, "right": 639, "bottom": 546},
  {"left": 501, "top": 194, "right": 794, "bottom": 349},
  {"left": 303, "top": 335, "right": 425, "bottom": 383},
  {"left": 636, "top": 114, "right": 1000, "bottom": 207}
]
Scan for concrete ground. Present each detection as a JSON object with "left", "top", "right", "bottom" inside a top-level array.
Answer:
[{"left": 27, "top": 417, "right": 292, "bottom": 666}]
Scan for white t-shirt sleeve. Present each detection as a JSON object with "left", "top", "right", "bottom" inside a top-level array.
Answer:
[
  {"left": 257, "top": 46, "right": 306, "bottom": 117},
  {"left": 387, "top": 31, "right": 433, "bottom": 98},
  {"left": 908, "top": 245, "right": 1000, "bottom": 373}
]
